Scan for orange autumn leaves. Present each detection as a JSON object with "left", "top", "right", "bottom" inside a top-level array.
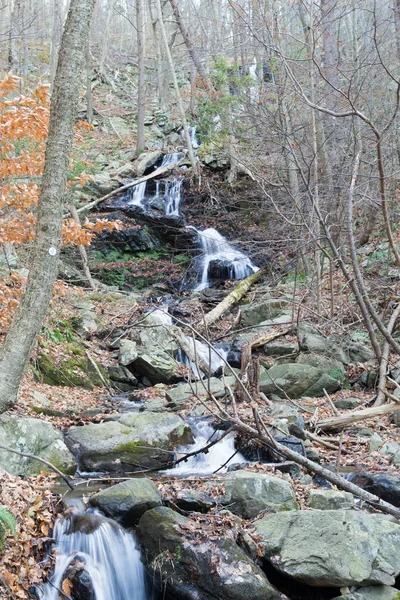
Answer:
[{"left": 0, "top": 73, "right": 119, "bottom": 330}]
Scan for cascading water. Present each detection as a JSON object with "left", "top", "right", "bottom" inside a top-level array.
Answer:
[
  {"left": 127, "top": 181, "right": 147, "bottom": 207},
  {"left": 164, "top": 178, "right": 183, "bottom": 216},
  {"left": 161, "top": 152, "right": 185, "bottom": 167},
  {"left": 168, "top": 419, "right": 245, "bottom": 475},
  {"left": 177, "top": 337, "right": 228, "bottom": 379},
  {"left": 39, "top": 512, "right": 147, "bottom": 600},
  {"left": 192, "top": 227, "right": 259, "bottom": 290}
]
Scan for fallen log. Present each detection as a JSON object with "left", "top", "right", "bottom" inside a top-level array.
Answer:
[
  {"left": 74, "top": 159, "right": 184, "bottom": 215},
  {"left": 316, "top": 402, "right": 399, "bottom": 432},
  {"left": 171, "top": 326, "right": 211, "bottom": 376},
  {"left": 197, "top": 268, "right": 265, "bottom": 331}
]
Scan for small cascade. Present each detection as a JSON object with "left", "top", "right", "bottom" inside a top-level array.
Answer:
[
  {"left": 177, "top": 337, "right": 228, "bottom": 378},
  {"left": 127, "top": 181, "right": 147, "bottom": 207},
  {"left": 193, "top": 227, "right": 259, "bottom": 290},
  {"left": 168, "top": 419, "right": 245, "bottom": 475},
  {"left": 165, "top": 178, "right": 183, "bottom": 216},
  {"left": 39, "top": 512, "right": 147, "bottom": 600},
  {"left": 161, "top": 151, "right": 184, "bottom": 167}
]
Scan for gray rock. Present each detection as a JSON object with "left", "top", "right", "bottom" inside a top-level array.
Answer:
[
  {"left": 137, "top": 507, "right": 284, "bottom": 600},
  {"left": 165, "top": 376, "right": 236, "bottom": 407},
  {"left": 264, "top": 342, "right": 299, "bottom": 357},
  {"left": 254, "top": 509, "right": 400, "bottom": 587},
  {"left": 65, "top": 412, "right": 192, "bottom": 472},
  {"left": 334, "top": 398, "right": 360, "bottom": 410},
  {"left": 296, "top": 353, "right": 345, "bottom": 380},
  {"left": 140, "top": 396, "right": 168, "bottom": 412},
  {"left": 241, "top": 299, "right": 290, "bottom": 327},
  {"left": 308, "top": 489, "right": 355, "bottom": 510},
  {"left": 136, "top": 151, "right": 163, "bottom": 176},
  {"left": 90, "top": 172, "right": 120, "bottom": 195},
  {"left": 380, "top": 442, "right": 400, "bottom": 466},
  {"left": 118, "top": 340, "right": 138, "bottom": 366},
  {"left": 107, "top": 365, "right": 138, "bottom": 386},
  {"left": 113, "top": 162, "right": 136, "bottom": 178},
  {"left": 305, "top": 448, "right": 321, "bottom": 462},
  {"left": 260, "top": 363, "right": 341, "bottom": 398},
  {"left": 89, "top": 478, "right": 162, "bottom": 524},
  {"left": 221, "top": 470, "right": 298, "bottom": 518},
  {"left": 332, "top": 585, "right": 399, "bottom": 599},
  {"left": 298, "top": 322, "right": 349, "bottom": 364},
  {"left": 391, "top": 410, "right": 400, "bottom": 426},
  {"left": 369, "top": 433, "right": 383, "bottom": 452},
  {"left": 133, "top": 349, "right": 179, "bottom": 384},
  {"left": 28, "top": 390, "right": 51, "bottom": 407},
  {"left": 0, "top": 416, "right": 76, "bottom": 476},
  {"left": 172, "top": 489, "right": 215, "bottom": 513}
]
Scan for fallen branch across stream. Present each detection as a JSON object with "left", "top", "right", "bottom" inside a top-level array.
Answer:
[
  {"left": 73, "top": 159, "right": 184, "bottom": 215},
  {"left": 196, "top": 268, "right": 265, "bottom": 331}
]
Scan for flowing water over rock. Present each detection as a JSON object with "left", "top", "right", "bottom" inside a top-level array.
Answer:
[
  {"left": 118, "top": 148, "right": 259, "bottom": 289},
  {"left": 40, "top": 512, "right": 147, "bottom": 600},
  {"left": 168, "top": 419, "right": 245, "bottom": 475},
  {"left": 191, "top": 227, "right": 259, "bottom": 290},
  {"left": 177, "top": 337, "right": 228, "bottom": 378}
]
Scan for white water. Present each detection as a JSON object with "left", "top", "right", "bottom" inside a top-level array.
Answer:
[
  {"left": 127, "top": 181, "right": 147, "bottom": 207},
  {"left": 168, "top": 420, "right": 245, "bottom": 475},
  {"left": 39, "top": 512, "right": 146, "bottom": 600},
  {"left": 161, "top": 151, "right": 184, "bottom": 167},
  {"left": 193, "top": 227, "right": 259, "bottom": 290},
  {"left": 177, "top": 336, "right": 228, "bottom": 378},
  {"left": 165, "top": 178, "right": 183, "bottom": 216}
]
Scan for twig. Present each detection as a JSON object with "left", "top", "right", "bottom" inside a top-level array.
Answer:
[
  {"left": 85, "top": 350, "right": 113, "bottom": 392},
  {"left": 324, "top": 388, "right": 340, "bottom": 416}
]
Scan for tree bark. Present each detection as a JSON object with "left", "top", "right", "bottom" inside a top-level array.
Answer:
[
  {"left": 0, "top": 0, "right": 96, "bottom": 414},
  {"left": 168, "top": 0, "right": 213, "bottom": 93},
  {"left": 136, "top": 0, "right": 146, "bottom": 154},
  {"left": 197, "top": 268, "right": 264, "bottom": 331},
  {"left": 155, "top": 0, "right": 198, "bottom": 174}
]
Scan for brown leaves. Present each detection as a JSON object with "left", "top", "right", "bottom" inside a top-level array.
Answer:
[{"left": 0, "top": 472, "right": 59, "bottom": 598}]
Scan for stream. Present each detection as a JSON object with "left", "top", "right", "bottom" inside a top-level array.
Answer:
[{"left": 38, "top": 145, "right": 258, "bottom": 599}]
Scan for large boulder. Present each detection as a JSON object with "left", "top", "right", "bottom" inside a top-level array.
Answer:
[
  {"left": 221, "top": 471, "right": 298, "bottom": 518},
  {"left": 240, "top": 299, "right": 289, "bottom": 328},
  {"left": 260, "top": 363, "right": 341, "bottom": 398},
  {"left": 137, "top": 506, "right": 286, "bottom": 600},
  {"left": 37, "top": 349, "right": 109, "bottom": 389},
  {"left": 347, "top": 472, "right": 400, "bottom": 507},
  {"left": 136, "top": 151, "right": 163, "bottom": 176},
  {"left": 0, "top": 416, "right": 76, "bottom": 476},
  {"left": 65, "top": 412, "right": 192, "bottom": 472},
  {"left": 165, "top": 376, "right": 236, "bottom": 407},
  {"left": 297, "top": 322, "right": 349, "bottom": 364},
  {"left": 254, "top": 509, "right": 400, "bottom": 587},
  {"left": 133, "top": 349, "right": 180, "bottom": 384},
  {"left": 307, "top": 489, "right": 354, "bottom": 510},
  {"left": 89, "top": 478, "right": 162, "bottom": 524}
]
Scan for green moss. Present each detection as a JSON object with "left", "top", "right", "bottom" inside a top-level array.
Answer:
[
  {"left": 114, "top": 441, "right": 147, "bottom": 452},
  {"left": 36, "top": 352, "right": 109, "bottom": 389}
]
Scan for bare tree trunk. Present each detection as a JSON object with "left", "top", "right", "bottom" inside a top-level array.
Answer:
[
  {"left": 168, "top": 0, "right": 213, "bottom": 93},
  {"left": 68, "top": 204, "right": 96, "bottom": 290},
  {"left": 155, "top": 0, "right": 198, "bottom": 174},
  {"left": 8, "top": 0, "right": 20, "bottom": 73},
  {"left": 0, "top": 0, "right": 96, "bottom": 414},
  {"left": 50, "top": 0, "right": 63, "bottom": 89},
  {"left": 86, "top": 34, "right": 93, "bottom": 124},
  {"left": 136, "top": 0, "right": 146, "bottom": 154}
]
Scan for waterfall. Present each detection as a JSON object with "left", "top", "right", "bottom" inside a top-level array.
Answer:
[
  {"left": 168, "top": 419, "right": 245, "bottom": 475},
  {"left": 161, "top": 152, "right": 184, "bottom": 167},
  {"left": 177, "top": 337, "right": 228, "bottom": 379},
  {"left": 39, "top": 512, "right": 147, "bottom": 600},
  {"left": 127, "top": 181, "right": 147, "bottom": 207},
  {"left": 193, "top": 228, "right": 259, "bottom": 290},
  {"left": 165, "top": 178, "right": 183, "bottom": 216}
]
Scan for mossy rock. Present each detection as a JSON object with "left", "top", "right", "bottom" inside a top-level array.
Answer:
[{"left": 36, "top": 350, "right": 109, "bottom": 389}]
